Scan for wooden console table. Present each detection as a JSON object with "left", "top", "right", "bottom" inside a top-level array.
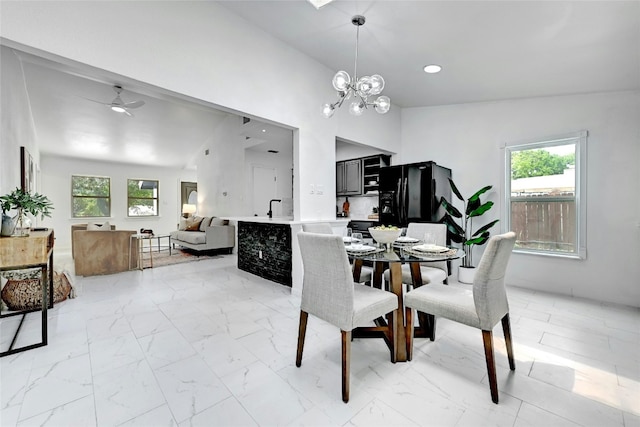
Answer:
[{"left": 0, "top": 230, "right": 54, "bottom": 357}]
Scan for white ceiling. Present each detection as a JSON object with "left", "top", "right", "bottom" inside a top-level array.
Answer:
[
  {"left": 15, "top": 49, "right": 294, "bottom": 170},
  {"left": 10, "top": 1, "right": 639, "bottom": 168},
  {"left": 222, "top": 1, "right": 639, "bottom": 108}
]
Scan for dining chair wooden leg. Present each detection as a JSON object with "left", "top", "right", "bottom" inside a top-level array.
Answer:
[
  {"left": 342, "top": 330, "right": 351, "bottom": 403},
  {"left": 482, "top": 330, "right": 499, "bottom": 404},
  {"left": 501, "top": 313, "right": 516, "bottom": 371},
  {"left": 405, "top": 307, "right": 414, "bottom": 361},
  {"left": 296, "top": 311, "right": 308, "bottom": 367},
  {"left": 427, "top": 314, "right": 436, "bottom": 341},
  {"left": 388, "top": 309, "right": 397, "bottom": 363}
]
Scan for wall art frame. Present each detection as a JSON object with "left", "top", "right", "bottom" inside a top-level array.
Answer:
[{"left": 20, "top": 146, "right": 34, "bottom": 193}]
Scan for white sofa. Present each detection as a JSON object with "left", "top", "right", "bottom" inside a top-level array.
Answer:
[{"left": 170, "top": 216, "right": 235, "bottom": 253}]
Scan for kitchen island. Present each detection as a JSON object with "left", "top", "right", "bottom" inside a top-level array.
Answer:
[{"left": 225, "top": 217, "right": 349, "bottom": 294}]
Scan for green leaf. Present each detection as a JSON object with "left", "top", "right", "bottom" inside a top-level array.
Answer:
[
  {"left": 467, "top": 231, "right": 491, "bottom": 246},
  {"left": 468, "top": 201, "right": 494, "bottom": 218},
  {"left": 448, "top": 178, "right": 464, "bottom": 202},
  {"left": 466, "top": 197, "right": 480, "bottom": 216},
  {"left": 473, "top": 219, "right": 499, "bottom": 237},
  {"left": 468, "top": 185, "right": 492, "bottom": 203},
  {"left": 440, "top": 197, "right": 462, "bottom": 218},
  {"left": 443, "top": 214, "right": 465, "bottom": 242}
]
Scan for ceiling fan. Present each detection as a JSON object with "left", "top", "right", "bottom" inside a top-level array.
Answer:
[{"left": 87, "top": 85, "right": 145, "bottom": 116}]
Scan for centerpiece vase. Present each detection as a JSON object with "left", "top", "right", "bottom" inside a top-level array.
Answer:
[{"left": 13, "top": 209, "right": 32, "bottom": 237}]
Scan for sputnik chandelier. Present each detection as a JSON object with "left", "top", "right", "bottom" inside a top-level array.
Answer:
[{"left": 322, "top": 15, "right": 390, "bottom": 118}]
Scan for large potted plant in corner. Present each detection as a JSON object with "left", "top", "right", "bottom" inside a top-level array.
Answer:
[
  {"left": 0, "top": 188, "right": 53, "bottom": 237},
  {"left": 440, "top": 179, "right": 499, "bottom": 284}
]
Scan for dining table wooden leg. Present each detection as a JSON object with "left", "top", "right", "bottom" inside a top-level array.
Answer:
[
  {"left": 388, "top": 262, "right": 406, "bottom": 362},
  {"left": 352, "top": 259, "right": 363, "bottom": 282},
  {"left": 373, "top": 261, "right": 385, "bottom": 290}
]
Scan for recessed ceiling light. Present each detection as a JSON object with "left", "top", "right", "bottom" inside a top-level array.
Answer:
[
  {"left": 423, "top": 64, "right": 442, "bottom": 74},
  {"left": 262, "top": 129, "right": 266, "bottom": 133},
  {"left": 307, "top": 0, "right": 334, "bottom": 9}
]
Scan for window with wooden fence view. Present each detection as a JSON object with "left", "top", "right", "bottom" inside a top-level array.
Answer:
[{"left": 505, "top": 132, "right": 586, "bottom": 258}]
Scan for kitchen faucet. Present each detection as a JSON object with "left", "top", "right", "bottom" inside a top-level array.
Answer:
[{"left": 268, "top": 199, "right": 282, "bottom": 219}]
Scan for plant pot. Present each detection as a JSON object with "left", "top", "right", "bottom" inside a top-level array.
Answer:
[
  {"left": 1, "top": 213, "right": 15, "bottom": 236},
  {"left": 458, "top": 266, "right": 476, "bottom": 284}
]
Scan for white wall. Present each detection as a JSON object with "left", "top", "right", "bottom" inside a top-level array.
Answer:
[
  {"left": 40, "top": 154, "right": 196, "bottom": 251},
  {"left": 0, "top": 45, "right": 38, "bottom": 196},
  {"left": 401, "top": 91, "right": 640, "bottom": 306},
  {"left": 196, "top": 114, "right": 246, "bottom": 217}
]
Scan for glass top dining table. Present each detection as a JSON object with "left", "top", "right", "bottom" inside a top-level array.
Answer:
[{"left": 347, "top": 242, "right": 465, "bottom": 362}]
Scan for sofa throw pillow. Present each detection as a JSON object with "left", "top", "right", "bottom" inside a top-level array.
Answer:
[
  {"left": 178, "top": 217, "right": 188, "bottom": 231},
  {"left": 210, "top": 217, "right": 228, "bottom": 226},
  {"left": 87, "top": 221, "right": 111, "bottom": 231},
  {"left": 185, "top": 218, "right": 203, "bottom": 231},
  {"left": 199, "top": 217, "right": 212, "bottom": 232}
]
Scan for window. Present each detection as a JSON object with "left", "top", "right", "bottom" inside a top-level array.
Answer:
[
  {"left": 504, "top": 131, "right": 587, "bottom": 258},
  {"left": 127, "top": 179, "right": 159, "bottom": 217},
  {"left": 71, "top": 175, "right": 111, "bottom": 218}
]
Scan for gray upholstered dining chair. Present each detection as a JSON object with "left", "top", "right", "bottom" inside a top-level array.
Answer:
[
  {"left": 403, "top": 231, "right": 517, "bottom": 403},
  {"left": 301, "top": 223, "right": 373, "bottom": 285},
  {"left": 382, "top": 222, "right": 449, "bottom": 287},
  {"left": 296, "top": 231, "right": 398, "bottom": 403}
]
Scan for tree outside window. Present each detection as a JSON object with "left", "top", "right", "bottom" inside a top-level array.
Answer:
[
  {"left": 505, "top": 131, "right": 587, "bottom": 258},
  {"left": 72, "top": 175, "right": 111, "bottom": 218},
  {"left": 128, "top": 179, "right": 159, "bottom": 217}
]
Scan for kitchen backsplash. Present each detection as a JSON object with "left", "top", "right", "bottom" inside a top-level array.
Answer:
[{"left": 337, "top": 196, "right": 378, "bottom": 220}]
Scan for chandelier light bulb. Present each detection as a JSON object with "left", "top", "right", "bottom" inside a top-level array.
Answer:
[
  {"left": 332, "top": 71, "right": 351, "bottom": 91},
  {"left": 322, "top": 103, "right": 335, "bottom": 118},
  {"left": 356, "top": 76, "right": 373, "bottom": 97},
  {"left": 369, "top": 75, "right": 385, "bottom": 95},
  {"left": 374, "top": 96, "right": 391, "bottom": 114},
  {"left": 349, "top": 101, "right": 365, "bottom": 116}
]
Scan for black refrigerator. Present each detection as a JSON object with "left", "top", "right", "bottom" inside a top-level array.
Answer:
[{"left": 378, "top": 161, "right": 452, "bottom": 227}]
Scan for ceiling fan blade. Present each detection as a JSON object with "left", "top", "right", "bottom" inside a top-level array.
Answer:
[
  {"left": 123, "top": 109, "right": 134, "bottom": 117},
  {"left": 124, "top": 100, "right": 145, "bottom": 109},
  {"left": 82, "top": 97, "right": 110, "bottom": 107}
]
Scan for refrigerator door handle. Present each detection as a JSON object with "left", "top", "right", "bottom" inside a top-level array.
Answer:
[
  {"left": 396, "top": 179, "right": 401, "bottom": 223},
  {"left": 402, "top": 177, "right": 408, "bottom": 224}
]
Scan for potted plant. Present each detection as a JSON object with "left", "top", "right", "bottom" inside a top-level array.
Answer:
[
  {"left": 0, "top": 188, "right": 54, "bottom": 237},
  {"left": 440, "top": 179, "right": 499, "bottom": 283}
]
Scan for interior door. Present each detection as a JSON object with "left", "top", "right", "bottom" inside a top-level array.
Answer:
[{"left": 252, "top": 165, "right": 277, "bottom": 217}]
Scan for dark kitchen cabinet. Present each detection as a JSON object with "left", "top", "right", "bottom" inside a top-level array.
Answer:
[
  {"left": 336, "top": 159, "right": 362, "bottom": 196},
  {"left": 362, "top": 155, "right": 391, "bottom": 196}
]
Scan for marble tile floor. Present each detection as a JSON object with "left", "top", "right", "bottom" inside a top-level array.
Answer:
[{"left": 1, "top": 254, "right": 638, "bottom": 427}]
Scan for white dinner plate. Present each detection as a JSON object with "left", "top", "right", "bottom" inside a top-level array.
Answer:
[
  {"left": 412, "top": 244, "right": 449, "bottom": 253},
  {"left": 346, "top": 245, "right": 377, "bottom": 253},
  {"left": 396, "top": 236, "right": 419, "bottom": 243}
]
